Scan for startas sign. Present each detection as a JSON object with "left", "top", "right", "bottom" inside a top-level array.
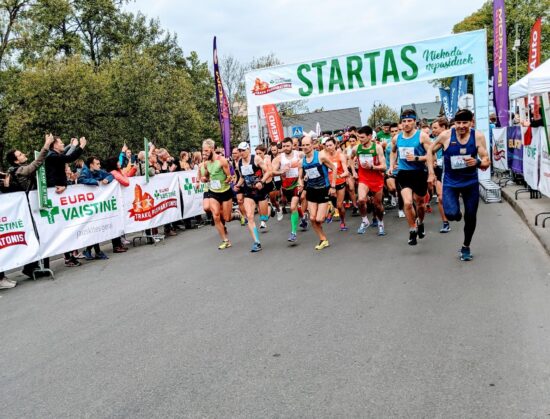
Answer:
[{"left": 245, "top": 30, "right": 486, "bottom": 106}]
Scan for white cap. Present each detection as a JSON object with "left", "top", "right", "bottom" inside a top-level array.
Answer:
[{"left": 237, "top": 141, "right": 250, "bottom": 150}]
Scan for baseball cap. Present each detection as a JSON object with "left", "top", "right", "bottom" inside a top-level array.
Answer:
[{"left": 237, "top": 141, "right": 250, "bottom": 150}]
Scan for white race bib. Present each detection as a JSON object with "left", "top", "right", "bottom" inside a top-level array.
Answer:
[
  {"left": 399, "top": 147, "right": 415, "bottom": 159},
  {"left": 274, "top": 176, "right": 281, "bottom": 181},
  {"left": 359, "top": 154, "right": 374, "bottom": 168},
  {"left": 286, "top": 167, "right": 299, "bottom": 178},
  {"left": 240, "top": 164, "right": 254, "bottom": 176},
  {"left": 450, "top": 155, "right": 468, "bottom": 170},
  {"left": 305, "top": 167, "right": 321, "bottom": 179},
  {"left": 436, "top": 158, "right": 443, "bottom": 167},
  {"left": 210, "top": 179, "right": 222, "bottom": 190}
]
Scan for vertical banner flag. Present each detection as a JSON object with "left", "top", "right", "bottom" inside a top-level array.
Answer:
[
  {"left": 449, "top": 76, "right": 460, "bottom": 116},
  {"left": 144, "top": 138, "right": 150, "bottom": 183},
  {"left": 528, "top": 17, "right": 542, "bottom": 119},
  {"left": 0, "top": 192, "right": 41, "bottom": 271},
  {"left": 507, "top": 126, "right": 524, "bottom": 174},
  {"left": 537, "top": 129, "right": 550, "bottom": 197},
  {"left": 493, "top": 0, "right": 509, "bottom": 127},
  {"left": 177, "top": 170, "right": 206, "bottom": 219},
  {"left": 522, "top": 126, "right": 541, "bottom": 189},
  {"left": 492, "top": 127, "right": 508, "bottom": 171},
  {"left": 457, "top": 75, "right": 468, "bottom": 105},
  {"left": 213, "top": 36, "right": 232, "bottom": 157},
  {"left": 35, "top": 150, "right": 50, "bottom": 210},
  {"left": 439, "top": 88, "right": 452, "bottom": 119},
  {"left": 262, "top": 104, "right": 285, "bottom": 143}
]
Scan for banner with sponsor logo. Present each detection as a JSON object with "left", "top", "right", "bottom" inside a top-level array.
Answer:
[
  {"left": 0, "top": 192, "right": 41, "bottom": 271},
  {"left": 177, "top": 170, "right": 205, "bottom": 219},
  {"left": 507, "top": 126, "right": 523, "bottom": 174},
  {"left": 213, "top": 36, "right": 232, "bottom": 157},
  {"left": 263, "top": 104, "right": 284, "bottom": 143},
  {"left": 538, "top": 129, "right": 550, "bottom": 197},
  {"left": 439, "top": 87, "right": 452, "bottom": 119},
  {"left": 492, "top": 127, "right": 508, "bottom": 171},
  {"left": 523, "top": 127, "right": 541, "bottom": 189},
  {"left": 29, "top": 182, "right": 124, "bottom": 259},
  {"left": 493, "top": 0, "right": 509, "bottom": 127},
  {"left": 121, "top": 173, "right": 182, "bottom": 234},
  {"left": 528, "top": 17, "right": 542, "bottom": 119}
]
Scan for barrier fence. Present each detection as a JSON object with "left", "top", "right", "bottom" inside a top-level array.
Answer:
[{"left": 0, "top": 171, "right": 205, "bottom": 271}]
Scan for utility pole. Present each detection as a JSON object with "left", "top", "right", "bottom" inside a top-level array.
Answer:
[{"left": 512, "top": 23, "right": 520, "bottom": 81}]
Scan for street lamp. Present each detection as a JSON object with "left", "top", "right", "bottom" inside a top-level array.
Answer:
[
  {"left": 372, "top": 100, "right": 381, "bottom": 128},
  {"left": 512, "top": 23, "right": 520, "bottom": 81}
]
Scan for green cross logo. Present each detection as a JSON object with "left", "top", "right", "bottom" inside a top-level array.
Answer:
[
  {"left": 183, "top": 177, "right": 194, "bottom": 195},
  {"left": 39, "top": 200, "right": 60, "bottom": 225}
]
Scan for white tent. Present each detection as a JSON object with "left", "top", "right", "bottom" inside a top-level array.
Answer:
[{"left": 509, "top": 59, "right": 550, "bottom": 99}]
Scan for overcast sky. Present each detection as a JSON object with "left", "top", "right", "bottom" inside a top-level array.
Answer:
[{"left": 125, "top": 0, "right": 487, "bottom": 123}]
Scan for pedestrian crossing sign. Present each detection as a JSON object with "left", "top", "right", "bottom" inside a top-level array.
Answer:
[{"left": 291, "top": 126, "right": 303, "bottom": 137}]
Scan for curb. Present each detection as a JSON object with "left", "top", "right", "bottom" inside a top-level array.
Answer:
[{"left": 500, "top": 188, "right": 550, "bottom": 258}]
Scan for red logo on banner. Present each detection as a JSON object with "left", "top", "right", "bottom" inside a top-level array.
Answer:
[
  {"left": 128, "top": 185, "right": 178, "bottom": 221},
  {"left": 0, "top": 232, "right": 27, "bottom": 249},
  {"left": 263, "top": 104, "right": 285, "bottom": 142}
]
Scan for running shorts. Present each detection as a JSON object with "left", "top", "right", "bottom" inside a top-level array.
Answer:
[
  {"left": 397, "top": 170, "right": 428, "bottom": 196},
  {"left": 209, "top": 189, "right": 234, "bottom": 204},
  {"left": 282, "top": 187, "right": 300, "bottom": 202},
  {"left": 306, "top": 187, "right": 330, "bottom": 204}
]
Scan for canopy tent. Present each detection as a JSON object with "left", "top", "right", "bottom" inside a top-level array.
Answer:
[{"left": 509, "top": 59, "right": 550, "bottom": 99}]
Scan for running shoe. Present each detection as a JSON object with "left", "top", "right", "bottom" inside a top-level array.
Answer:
[
  {"left": 277, "top": 209, "right": 283, "bottom": 221},
  {"left": 408, "top": 230, "right": 418, "bottom": 246},
  {"left": 240, "top": 216, "right": 246, "bottom": 226},
  {"left": 270, "top": 206, "right": 276, "bottom": 218},
  {"left": 339, "top": 222, "right": 348, "bottom": 231},
  {"left": 0, "top": 279, "right": 16, "bottom": 289},
  {"left": 299, "top": 218, "right": 309, "bottom": 231},
  {"left": 333, "top": 209, "right": 340, "bottom": 220},
  {"left": 440, "top": 222, "right": 451, "bottom": 233},
  {"left": 83, "top": 250, "right": 94, "bottom": 261},
  {"left": 417, "top": 221, "right": 425, "bottom": 239},
  {"left": 357, "top": 222, "right": 368, "bottom": 234},
  {"left": 95, "top": 251, "right": 109, "bottom": 260},
  {"left": 65, "top": 257, "right": 81, "bottom": 267},
  {"left": 377, "top": 225, "right": 386, "bottom": 236},
  {"left": 352, "top": 206, "right": 359, "bottom": 216},
  {"left": 460, "top": 246, "right": 473, "bottom": 261},
  {"left": 398, "top": 210, "right": 406, "bottom": 218},
  {"left": 325, "top": 211, "right": 333, "bottom": 224},
  {"left": 260, "top": 220, "right": 267, "bottom": 229},
  {"left": 287, "top": 232, "right": 297, "bottom": 242},
  {"left": 315, "top": 240, "right": 330, "bottom": 250},
  {"left": 426, "top": 204, "right": 433, "bottom": 214},
  {"left": 251, "top": 242, "right": 262, "bottom": 252},
  {"left": 218, "top": 240, "right": 232, "bottom": 250}
]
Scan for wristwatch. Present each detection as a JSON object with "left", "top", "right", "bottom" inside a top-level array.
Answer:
[{"left": 415, "top": 156, "right": 419, "bottom": 162}]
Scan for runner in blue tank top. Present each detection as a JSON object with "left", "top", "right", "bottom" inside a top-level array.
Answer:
[
  {"left": 298, "top": 136, "right": 337, "bottom": 251},
  {"left": 427, "top": 109, "right": 490, "bottom": 261},
  {"left": 430, "top": 118, "right": 451, "bottom": 233},
  {"left": 389, "top": 109, "right": 433, "bottom": 246}
]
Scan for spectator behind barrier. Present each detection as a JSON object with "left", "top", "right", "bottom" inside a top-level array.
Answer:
[{"left": 46, "top": 136, "right": 86, "bottom": 194}]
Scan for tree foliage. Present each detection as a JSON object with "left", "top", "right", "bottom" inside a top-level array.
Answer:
[{"left": 367, "top": 103, "right": 399, "bottom": 128}]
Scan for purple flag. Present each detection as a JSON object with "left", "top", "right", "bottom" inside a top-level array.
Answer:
[
  {"left": 213, "top": 36, "right": 231, "bottom": 157},
  {"left": 507, "top": 126, "right": 523, "bottom": 174},
  {"left": 493, "top": 0, "right": 509, "bottom": 127}
]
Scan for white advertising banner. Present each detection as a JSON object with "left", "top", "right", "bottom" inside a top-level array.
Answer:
[
  {"left": 537, "top": 129, "right": 550, "bottom": 197},
  {"left": 177, "top": 170, "right": 205, "bottom": 219},
  {"left": 121, "top": 173, "right": 182, "bottom": 234},
  {"left": 0, "top": 192, "right": 41, "bottom": 271},
  {"left": 523, "top": 127, "right": 541, "bottom": 189},
  {"left": 29, "top": 182, "right": 125, "bottom": 258},
  {"left": 491, "top": 127, "right": 508, "bottom": 171}
]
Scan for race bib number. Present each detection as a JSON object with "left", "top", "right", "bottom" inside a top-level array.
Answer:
[
  {"left": 450, "top": 155, "right": 468, "bottom": 170},
  {"left": 359, "top": 154, "right": 373, "bottom": 168},
  {"left": 287, "top": 167, "right": 299, "bottom": 178},
  {"left": 240, "top": 164, "right": 254, "bottom": 176},
  {"left": 210, "top": 179, "right": 222, "bottom": 190},
  {"left": 399, "top": 147, "right": 415, "bottom": 159},
  {"left": 436, "top": 158, "right": 443, "bottom": 167},
  {"left": 274, "top": 176, "right": 281, "bottom": 181},
  {"left": 305, "top": 167, "right": 321, "bottom": 179}
]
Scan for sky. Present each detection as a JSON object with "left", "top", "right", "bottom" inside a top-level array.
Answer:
[{"left": 125, "top": 0, "right": 487, "bottom": 124}]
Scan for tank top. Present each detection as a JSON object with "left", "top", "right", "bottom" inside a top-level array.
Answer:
[
  {"left": 302, "top": 150, "right": 329, "bottom": 189},
  {"left": 443, "top": 128, "right": 478, "bottom": 187},
  {"left": 206, "top": 159, "right": 229, "bottom": 193},
  {"left": 327, "top": 151, "right": 346, "bottom": 186},
  {"left": 356, "top": 142, "right": 381, "bottom": 172},
  {"left": 280, "top": 151, "right": 300, "bottom": 189},
  {"left": 238, "top": 156, "right": 263, "bottom": 189},
  {"left": 396, "top": 129, "right": 426, "bottom": 172}
]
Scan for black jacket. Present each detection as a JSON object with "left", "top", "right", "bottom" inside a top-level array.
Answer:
[{"left": 45, "top": 147, "right": 83, "bottom": 187}]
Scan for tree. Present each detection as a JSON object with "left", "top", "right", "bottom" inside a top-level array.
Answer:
[
  {"left": 0, "top": 0, "right": 33, "bottom": 68},
  {"left": 367, "top": 103, "right": 399, "bottom": 128}
]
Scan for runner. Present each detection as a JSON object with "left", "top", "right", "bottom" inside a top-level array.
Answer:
[
  {"left": 430, "top": 117, "right": 451, "bottom": 233},
  {"left": 231, "top": 146, "right": 247, "bottom": 227},
  {"left": 427, "top": 109, "right": 490, "bottom": 260},
  {"left": 268, "top": 142, "right": 284, "bottom": 221},
  {"left": 298, "top": 136, "right": 337, "bottom": 250},
  {"left": 202, "top": 139, "right": 233, "bottom": 249},
  {"left": 195, "top": 160, "right": 211, "bottom": 219},
  {"left": 390, "top": 109, "right": 432, "bottom": 245},
  {"left": 271, "top": 137, "right": 302, "bottom": 242},
  {"left": 385, "top": 123, "right": 404, "bottom": 216},
  {"left": 344, "top": 134, "right": 359, "bottom": 216},
  {"left": 324, "top": 136, "right": 350, "bottom": 231},
  {"left": 253, "top": 144, "right": 273, "bottom": 230},
  {"left": 234, "top": 142, "right": 271, "bottom": 252},
  {"left": 352, "top": 126, "right": 387, "bottom": 236}
]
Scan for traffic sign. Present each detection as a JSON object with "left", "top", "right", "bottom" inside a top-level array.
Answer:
[{"left": 291, "top": 126, "right": 303, "bottom": 137}]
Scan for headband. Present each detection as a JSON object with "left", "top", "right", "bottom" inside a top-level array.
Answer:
[{"left": 401, "top": 114, "right": 417, "bottom": 120}]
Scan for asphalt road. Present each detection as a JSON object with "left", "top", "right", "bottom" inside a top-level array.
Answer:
[{"left": 1, "top": 201, "right": 550, "bottom": 418}]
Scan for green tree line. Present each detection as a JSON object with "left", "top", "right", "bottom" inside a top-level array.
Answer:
[{"left": 0, "top": 0, "right": 219, "bottom": 168}]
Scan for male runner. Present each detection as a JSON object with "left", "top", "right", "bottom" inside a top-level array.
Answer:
[
  {"left": 430, "top": 117, "right": 451, "bottom": 233},
  {"left": 272, "top": 137, "right": 302, "bottom": 242},
  {"left": 385, "top": 123, "right": 403, "bottom": 214},
  {"left": 352, "top": 126, "right": 387, "bottom": 236},
  {"left": 390, "top": 109, "right": 432, "bottom": 245},
  {"left": 298, "top": 136, "right": 337, "bottom": 250},
  {"left": 202, "top": 139, "right": 233, "bottom": 249},
  {"left": 344, "top": 134, "right": 359, "bottom": 215},
  {"left": 324, "top": 137, "right": 349, "bottom": 231},
  {"left": 253, "top": 144, "right": 274, "bottom": 229},
  {"left": 268, "top": 142, "right": 283, "bottom": 221},
  {"left": 234, "top": 142, "right": 271, "bottom": 252},
  {"left": 231, "top": 146, "right": 247, "bottom": 226},
  {"left": 427, "top": 109, "right": 490, "bottom": 261}
]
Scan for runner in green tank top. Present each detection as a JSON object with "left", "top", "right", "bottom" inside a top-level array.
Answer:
[{"left": 201, "top": 139, "right": 233, "bottom": 249}]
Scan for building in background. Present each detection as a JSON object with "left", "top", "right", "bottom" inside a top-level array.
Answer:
[{"left": 400, "top": 100, "right": 443, "bottom": 124}]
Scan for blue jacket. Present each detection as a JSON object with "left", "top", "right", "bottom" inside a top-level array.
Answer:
[{"left": 78, "top": 165, "right": 114, "bottom": 186}]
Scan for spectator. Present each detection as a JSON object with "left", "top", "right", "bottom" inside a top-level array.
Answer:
[
  {"left": 179, "top": 151, "right": 191, "bottom": 171},
  {"left": 192, "top": 151, "right": 202, "bottom": 170},
  {"left": 103, "top": 157, "right": 132, "bottom": 252},
  {"left": 46, "top": 136, "right": 86, "bottom": 193},
  {"left": 135, "top": 151, "right": 156, "bottom": 177},
  {"left": 78, "top": 156, "right": 113, "bottom": 260},
  {"left": 65, "top": 164, "right": 78, "bottom": 185}
]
